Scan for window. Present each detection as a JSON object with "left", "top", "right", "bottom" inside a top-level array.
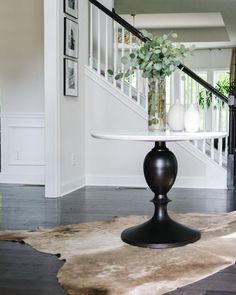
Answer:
[{"left": 178, "top": 69, "right": 229, "bottom": 131}]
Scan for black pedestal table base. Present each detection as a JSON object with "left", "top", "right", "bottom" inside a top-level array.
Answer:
[{"left": 121, "top": 141, "right": 201, "bottom": 249}]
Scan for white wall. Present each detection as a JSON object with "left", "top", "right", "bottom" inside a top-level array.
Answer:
[
  {"left": 0, "top": 0, "right": 44, "bottom": 112},
  {"left": 0, "top": 0, "right": 45, "bottom": 184},
  {"left": 44, "top": 0, "right": 87, "bottom": 197}
]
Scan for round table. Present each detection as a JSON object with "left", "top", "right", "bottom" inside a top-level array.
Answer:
[{"left": 92, "top": 130, "right": 227, "bottom": 249}]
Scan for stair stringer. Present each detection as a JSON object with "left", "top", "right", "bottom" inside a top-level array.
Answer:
[{"left": 85, "top": 66, "right": 148, "bottom": 121}]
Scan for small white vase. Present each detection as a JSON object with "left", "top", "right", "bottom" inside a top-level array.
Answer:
[
  {"left": 167, "top": 99, "right": 185, "bottom": 131},
  {"left": 184, "top": 103, "right": 200, "bottom": 132}
]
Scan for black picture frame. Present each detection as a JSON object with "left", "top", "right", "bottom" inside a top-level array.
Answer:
[
  {"left": 64, "top": 58, "right": 78, "bottom": 97},
  {"left": 64, "top": 17, "right": 78, "bottom": 59},
  {"left": 64, "top": 0, "right": 78, "bottom": 19}
]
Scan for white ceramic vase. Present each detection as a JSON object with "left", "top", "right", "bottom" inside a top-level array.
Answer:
[
  {"left": 184, "top": 103, "right": 200, "bottom": 132},
  {"left": 167, "top": 99, "right": 185, "bottom": 131}
]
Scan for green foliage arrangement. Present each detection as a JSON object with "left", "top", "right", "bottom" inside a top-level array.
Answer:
[
  {"left": 108, "top": 31, "right": 195, "bottom": 83},
  {"left": 198, "top": 77, "right": 230, "bottom": 109}
]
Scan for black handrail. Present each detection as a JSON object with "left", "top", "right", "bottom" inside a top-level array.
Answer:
[
  {"left": 178, "top": 64, "right": 228, "bottom": 104},
  {"left": 89, "top": 0, "right": 228, "bottom": 104}
]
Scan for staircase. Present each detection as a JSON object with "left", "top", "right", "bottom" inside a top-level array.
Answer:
[{"left": 87, "top": 0, "right": 235, "bottom": 187}]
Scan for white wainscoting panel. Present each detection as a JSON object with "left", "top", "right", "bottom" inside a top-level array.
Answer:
[
  {"left": 8, "top": 126, "right": 45, "bottom": 166},
  {"left": 0, "top": 113, "right": 45, "bottom": 184}
]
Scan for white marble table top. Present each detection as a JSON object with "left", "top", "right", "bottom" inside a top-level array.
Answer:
[{"left": 91, "top": 130, "right": 228, "bottom": 142}]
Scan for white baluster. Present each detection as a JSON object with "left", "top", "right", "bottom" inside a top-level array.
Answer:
[
  {"left": 145, "top": 79, "right": 149, "bottom": 111},
  {"left": 190, "top": 78, "right": 193, "bottom": 104},
  {"left": 141, "top": 76, "right": 145, "bottom": 98},
  {"left": 203, "top": 85, "right": 207, "bottom": 153},
  {"left": 226, "top": 104, "right": 229, "bottom": 133},
  {"left": 136, "top": 69, "right": 141, "bottom": 105},
  {"left": 129, "top": 32, "right": 132, "bottom": 100},
  {"left": 211, "top": 138, "right": 214, "bottom": 160},
  {"left": 97, "top": 9, "right": 101, "bottom": 74},
  {"left": 202, "top": 139, "right": 206, "bottom": 154},
  {"left": 196, "top": 82, "right": 199, "bottom": 108},
  {"left": 216, "top": 100, "right": 220, "bottom": 132},
  {"left": 185, "top": 75, "right": 188, "bottom": 106},
  {"left": 121, "top": 27, "right": 125, "bottom": 93},
  {"left": 218, "top": 137, "right": 223, "bottom": 166},
  {"left": 194, "top": 81, "right": 198, "bottom": 150},
  {"left": 219, "top": 101, "right": 223, "bottom": 131},
  {"left": 170, "top": 74, "right": 174, "bottom": 105},
  {"left": 89, "top": 3, "right": 93, "bottom": 68},
  {"left": 181, "top": 74, "right": 186, "bottom": 108},
  {"left": 187, "top": 76, "right": 190, "bottom": 107},
  {"left": 203, "top": 88, "right": 207, "bottom": 130},
  {"left": 225, "top": 136, "right": 228, "bottom": 158},
  {"left": 211, "top": 95, "right": 215, "bottom": 131},
  {"left": 113, "top": 22, "right": 118, "bottom": 86},
  {"left": 225, "top": 108, "right": 229, "bottom": 158},
  {"left": 105, "top": 15, "right": 108, "bottom": 80}
]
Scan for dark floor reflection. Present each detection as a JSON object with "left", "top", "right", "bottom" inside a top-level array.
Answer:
[
  {"left": 0, "top": 184, "right": 235, "bottom": 230},
  {"left": 0, "top": 241, "right": 67, "bottom": 295}
]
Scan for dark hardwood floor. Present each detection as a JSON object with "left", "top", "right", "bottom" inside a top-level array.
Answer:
[
  {"left": 0, "top": 184, "right": 236, "bottom": 295},
  {"left": 0, "top": 241, "right": 66, "bottom": 295},
  {"left": 168, "top": 263, "right": 236, "bottom": 295}
]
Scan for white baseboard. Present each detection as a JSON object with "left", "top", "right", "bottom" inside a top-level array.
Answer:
[
  {"left": 86, "top": 174, "right": 226, "bottom": 189},
  {"left": 60, "top": 176, "right": 86, "bottom": 197},
  {"left": 86, "top": 174, "right": 147, "bottom": 188}
]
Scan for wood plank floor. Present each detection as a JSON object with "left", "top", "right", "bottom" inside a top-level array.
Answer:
[
  {"left": 0, "top": 241, "right": 66, "bottom": 295},
  {"left": 0, "top": 184, "right": 236, "bottom": 294}
]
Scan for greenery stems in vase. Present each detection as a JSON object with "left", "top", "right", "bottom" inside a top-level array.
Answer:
[
  {"left": 148, "top": 79, "right": 166, "bottom": 131},
  {"left": 108, "top": 31, "right": 194, "bottom": 131}
]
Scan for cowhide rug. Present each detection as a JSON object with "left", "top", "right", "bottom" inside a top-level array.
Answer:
[{"left": 1, "top": 211, "right": 236, "bottom": 295}]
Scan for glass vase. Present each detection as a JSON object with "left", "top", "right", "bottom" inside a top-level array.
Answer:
[{"left": 148, "top": 79, "right": 166, "bottom": 131}]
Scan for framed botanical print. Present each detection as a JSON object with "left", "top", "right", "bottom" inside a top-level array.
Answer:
[
  {"left": 64, "top": 0, "right": 78, "bottom": 19},
  {"left": 64, "top": 18, "right": 78, "bottom": 58},
  {"left": 64, "top": 58, "right": 78, "bottom": 97}
]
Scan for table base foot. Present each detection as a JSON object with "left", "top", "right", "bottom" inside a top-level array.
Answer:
[{"left": 121, "top": 217, "right": 200, "bottom": 249}]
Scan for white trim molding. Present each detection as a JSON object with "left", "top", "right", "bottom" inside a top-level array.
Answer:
[
  {"left": 60, "top": 176, "right": 86, "bottom": 197},
  {"left": 0, "top": 112, "right": 45, "bottom": 119},
  {"left": 44, "top": 0, "right": 61, "bottom": 198}
]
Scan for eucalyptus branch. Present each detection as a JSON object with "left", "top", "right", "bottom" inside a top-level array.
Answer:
[{"left": 108, "top": 30, "right": 195, "bottom": 82}]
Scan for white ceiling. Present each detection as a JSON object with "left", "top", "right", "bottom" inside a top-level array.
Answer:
[
  {"left": 115, "top": 0, "right": 236, "bottom": 48},
  {"left": 121, "top": 13, "right": 225, "bottom": 29}
]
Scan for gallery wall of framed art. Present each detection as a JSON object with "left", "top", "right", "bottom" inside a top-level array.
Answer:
[{"left": 63, "top": 0, "right": 79, "bottom": 97}]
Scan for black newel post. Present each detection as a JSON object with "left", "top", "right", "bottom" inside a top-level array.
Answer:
[{"left": 227, "top": 95, "right": 236, "bottom": 189}]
